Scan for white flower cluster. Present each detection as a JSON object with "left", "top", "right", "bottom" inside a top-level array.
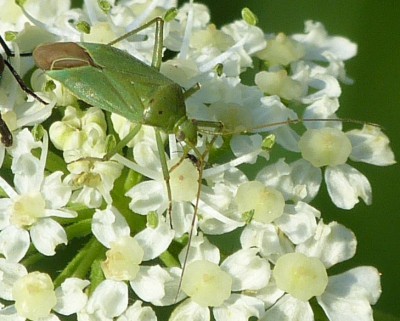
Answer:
[{"left": 0, "top": 0, "right": 395, "bottom": 321}]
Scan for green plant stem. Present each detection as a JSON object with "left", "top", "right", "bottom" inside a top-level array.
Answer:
[{"left": 53, "top": 236, "right": 105, "bottom": 288}]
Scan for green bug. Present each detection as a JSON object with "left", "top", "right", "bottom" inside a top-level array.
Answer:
[{"left": 32, "top": 17, "right": 207, "bottom": 148}]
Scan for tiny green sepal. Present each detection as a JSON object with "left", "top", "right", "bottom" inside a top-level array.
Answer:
[
  {"left": 4, "top": 31, "right": 18, "bottom": 41},
  {"left": 262, "top": 134, "right": 276, "bottom": 150},
  {"left": 242, "top": 209, "right": 255, "bottom": 224},
  {"left": 241, "top": 7, "right": 258, "bottom": 26},
  {"left": 164, "top": 8, "right": 178, "bottom": 22},
  {"left": 76, "top": 21, "right": 91, "bottom": 34},
  {"left": 147, "top": 211, "right": 159, "bottom": 229},
  {"left": 32, "top": 124, "right": 45, "bottom": 142},
  {"left": 98, "top": 0, "right": 112, "bottom": 14}
]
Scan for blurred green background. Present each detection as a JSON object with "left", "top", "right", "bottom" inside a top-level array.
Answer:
[{"left": 179, "top": 0, "right": 400, "bottom": 317}]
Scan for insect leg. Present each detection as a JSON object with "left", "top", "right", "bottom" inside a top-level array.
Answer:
[
  {"left": 155, "top": 128, "right": 173, "bottom": 221},
  {"left": 175, "top": 135, "right": 218, "bottom": 300},
  {"left": 107, "top": 17, "right": 164, "bottom": 70}
]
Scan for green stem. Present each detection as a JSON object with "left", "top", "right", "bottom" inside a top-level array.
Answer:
[
  {"left": 160, "top": 250, "right": 180, "bottom": 268},
  {"left": 53, "top": 237, "right": 105, "bottom": 288},
  {"left": 65, "top": 218, "right": 92, "bottom": 239},
  {"left": 21, "top": 252, "right": 43, "bottom": 267}
]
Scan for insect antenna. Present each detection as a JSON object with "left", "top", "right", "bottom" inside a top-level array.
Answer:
[
  {"left": 0, "top": 35, "right": 48, "bottom": 146},
  {"left": 0, "top": 36, "right": 48, "bottom": 105}
]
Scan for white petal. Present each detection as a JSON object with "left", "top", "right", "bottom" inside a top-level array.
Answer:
[
  {"left": 44, "top": 208, "right": 77, "bottom": 218},
  {"left": 171, "top": 201, "right": 194, "bottom": 237},
  {"left": 148, "top": 267, "right": 186, "bottom": 306},
  {"left": 92, "top": 206, "right": 130, "bottom": 248},
  {"left": 274, "top": 125, "right": 301, "bottom": 152},
  {"left": 0, "top": 226, "right": 30, "bottom": 262},
  {"left": 133, "top": 140, "right": 162, "bottom": 172},
  {"left": 130, "top": 265, "right": 170, "bottom": 304},
  {"left": 30, "top": 219, "right": 67, "bottom": 256},
  {"left": 230, "top": 134, "right": 263, "bottom": 162},
  {"left": 289, "top": 159, "right": 322, "bottom": 202},
  {"left": 293, "top": 21, "right": 357, "bottom": 61},
  {"left": 134, "top": 217, "right": 174, "bottom": 261},
  {"left": 8, "top": 128, "right": 41, "bottom": 159},
  {"left": 13, "top": 154, "right": 43, "bottom": 194},
  {"left": 347, "top": 125, "right": 396, "bottom": 166},
  {"left": 240, "top": 224, "right": 284, "bottom": 258},
  {"left": 303, "top": 74, "right": 341, "bottom": 103},
  {"left": 297, "top": 221, "right": 356, "bottom": 268},
  {"left": 125, "top": 180, "right": 166, "bottom": 215},
  {"left": 0, "top": 258, "right": 27, "bottom": 300},
  {"left": 260, "top": 294, "right": 313, "bottom": 321},
  {"left": 213, "top": 294, "right": 264, "bottom": 321},
  {"left": 41, "top": 171, "right": 72, "bottom": 209},
  {"left": 0, "top": 304, "right": 26, "bottom": 320},
  {"left": 303, "top": 97, "right": 340, "bottom": 129},
  {"left": 169, "top": 299, "right": 210, "bottom": 321},
  {"left": 221, "top": 248, "right": 270, "bottom": 291},
  {"left": 255, "top": 278, "right": 285, "bottom": 309},
  {"left": 325, "top": 165, "right": 372, "bottom": 209},
  {"left": 54, "top": 278, "right": 90, "bottom": 315},
  {"left": 317, "top": 267, "right": 381, "bottom": 321},
  {"left": 178, "top": 234, "right": 220, "bottom": 267},
  {"left": 86, "top": 280, "right": 128, "bottom": 318},
  {"left": 116, "top": 301, "right": 157, "bottom": 321},
  {"left": 275, "top": 202, "right": 318, "bottom": 244}
]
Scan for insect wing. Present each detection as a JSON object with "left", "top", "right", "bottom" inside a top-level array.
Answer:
[{"left": 44, "top": 43, "right": 173, "bottom": 122}]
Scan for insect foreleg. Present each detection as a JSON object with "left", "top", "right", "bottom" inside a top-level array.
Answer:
[{"left": 105, "top": 123, "right": 142, "bottom": 160}]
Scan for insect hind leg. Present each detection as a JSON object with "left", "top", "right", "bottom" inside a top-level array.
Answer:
[{"left": 107, "top": 17, "right": 164, "bottom": 70}]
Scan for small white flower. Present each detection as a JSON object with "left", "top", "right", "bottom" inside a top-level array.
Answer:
[
  {"left": 49, "top": 106, "right": 107, "bottom": 162},
  {"left": 91, "top": 206, "right": 175, "bottom": 304},
  {"left": 0, "top": 136, "right": 76, "bottom": 259},
  {"left": 297, "top": 126, "right": 373, "bottom": 209},
  {"left": 259, "top": 221, "right": 380, "bottom": 321},
  {"left": 293, "top": 20, "right": 357, "bottom": 62},
  {"left": 255, "top": 69, "right": 307, "bottom": 101},
  {"left": 171, "top": 235, "right": 268, "bottom": 321},
  {"left": 65, "top": 158, "right": 123, "bottom": 208},
  {"left": 13, "top": 271, "right": 57, "bottom": 320},
  {"left": 0, "top": 270, "right": 86, "bottom": 321},
  {"left": 82, "top": 279, "right": 128, "bottom": 320},
  {"left": 53, "top": 278, "right": 90, "bottom": 316},
  {"left": 256, "top": 32, "right": 305, "bottom": 66}
]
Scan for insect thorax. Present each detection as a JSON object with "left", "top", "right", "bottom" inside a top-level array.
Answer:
[{"left": 142, "top": 83, "right": 187, "bottom": 132}]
